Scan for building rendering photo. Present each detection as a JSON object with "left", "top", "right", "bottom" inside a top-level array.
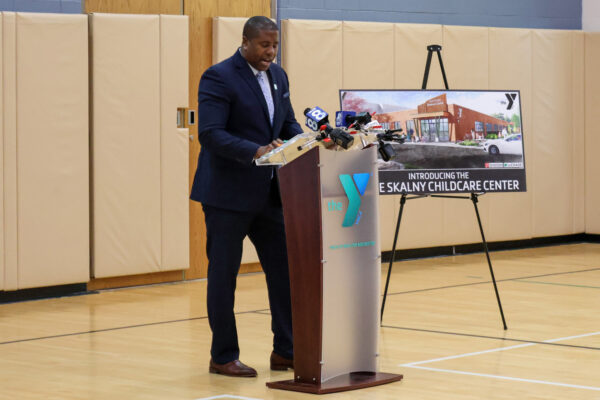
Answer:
[{"left": 376, "top": 93, "right": 512, "bottom": 143}]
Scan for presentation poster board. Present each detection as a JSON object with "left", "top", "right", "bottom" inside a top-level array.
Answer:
[{"left": 340, "top": 90, "right": 526, "bottom": 195}]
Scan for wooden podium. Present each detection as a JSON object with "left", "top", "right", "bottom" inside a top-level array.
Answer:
[{"left": 266, "top": 146, "right": 403, "bottom": 394}]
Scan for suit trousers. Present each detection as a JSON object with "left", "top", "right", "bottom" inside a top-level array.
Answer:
[{"left": 202, "top": 195, "right": 293, "bottom": 364}]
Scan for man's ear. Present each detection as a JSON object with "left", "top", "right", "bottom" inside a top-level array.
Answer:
[{"left": 241, "top": 35, "right": 249, "bottom": 50}]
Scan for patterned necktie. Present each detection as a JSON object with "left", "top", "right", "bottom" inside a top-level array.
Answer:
[{"left": 256, "top": 71, "right": 274, "bottom": 125}]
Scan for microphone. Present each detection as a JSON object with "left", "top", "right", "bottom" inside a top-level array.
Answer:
[
  {"left": 304, "top": 106, "right": 354, "bottom": 149},
  {"left": 321, "top": 125, "right": 354, "bottom": 149},
  {"left": 376, "top": 128, "right": 404, "bottom": 161},
  {"left": 377, "top": 128, "right": 405, "bottom": 142},
  {"left": 304, "top": 107, "right": 329, "bottom": 131},
  {"left": 378, "top": 142, "right": 395, "bottom": 161},
  {"left": 345, "top": 112, "right": 372, "bottom": 127},
  {"left": 335, "top": 111, "right": 372, "bottom": 128},
  {"left": 335, "top": 111, "right": 355, "bottom": 127}
]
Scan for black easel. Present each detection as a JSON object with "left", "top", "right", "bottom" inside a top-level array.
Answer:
[
  {"left": 380, "top": 44, "right": 507, "bottom": 330},
  {"left": 421, "top": 44, "right": 449, "bottom": 92}
]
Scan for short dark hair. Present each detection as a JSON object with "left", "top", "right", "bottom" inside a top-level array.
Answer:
[{"left": 243, "top": 16, "right": 278, "bottom": 40}]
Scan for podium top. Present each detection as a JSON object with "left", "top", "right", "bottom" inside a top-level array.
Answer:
[
  {"left": 254, "top": 133, "right": 311, "bottom": 166},
  {"left": 255, "top": 131, "right": 380, "bottom": 166}
]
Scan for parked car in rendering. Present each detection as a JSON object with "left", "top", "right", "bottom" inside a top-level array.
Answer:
[{"left": 483, "top": 134, "right": 523, "bottom": 155}]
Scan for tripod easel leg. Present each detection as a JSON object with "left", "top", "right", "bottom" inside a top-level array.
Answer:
[
  {"left": 436, "top": 50, "right": 449, "bottom": 91},
  {"left": 422, "top": 44, "right": 449, "bottom": 90},
  {"left": 471, "top": 193, "right": 508, "bottom": 330},
  {"left": 380, "top": 193, "right": 407, "bottom": 325}
]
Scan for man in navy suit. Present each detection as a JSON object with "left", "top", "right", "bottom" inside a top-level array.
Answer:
[{"left": 190, "top": 16, "right": 303, "bottom": 377}]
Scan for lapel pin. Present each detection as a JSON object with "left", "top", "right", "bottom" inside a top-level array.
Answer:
[{"left": 274, "top": 83, "right": 278, "bottom": 90}]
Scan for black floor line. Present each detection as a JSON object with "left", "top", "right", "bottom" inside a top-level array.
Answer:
[
  {"left": 4, "top": 267, "right": 599, "bottom": 347},
  {"left": 384, "top": 266, "right": 600, "bottom": 296},
  {"left": 0, "top": 309, "right": 270, "bottom": 346},
  {"left": 381, "top": 325, "right": 600, "bottom": 351}
]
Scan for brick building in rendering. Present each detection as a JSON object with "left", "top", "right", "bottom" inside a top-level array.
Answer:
[{"left": 376, "top": 94, "right": 511, "bottom": 142}]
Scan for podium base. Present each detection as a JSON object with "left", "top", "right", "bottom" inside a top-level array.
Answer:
[{"left": 266, "top": 371, "right": 403, "bottom": 394}]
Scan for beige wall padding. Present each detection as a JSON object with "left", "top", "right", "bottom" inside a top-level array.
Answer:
[
  {"left": 213, "top": 17, "right": 245, "bottom": 64},
  {"left": 282, "top": 20, "right": 343, "bottom": 125},
  {"left": 160, "top": 15, "right": 190, "bottom": 271},
  {"left": 570, "top": 32, "right": 585, "bottom": 235},
  {"left": 487, "top": 28, "right": 533, "bottom": 242},
  {"left": 443, "top": 26, "right": 489, "bottom": 90},
  {"left": 212, "top": 16, "right": 277, "bottom": 64},
  {"left": 1, "top": 12, "right": 89, "bottom": 289},
  {"left": 0, "top": 14, "right": 4, "bottom": 290},
  {"left": 2, "top": 12, "right": 17, "bottom": 290},
  {"left": 278, "top": 19, "right": 593, "bottom": 251},
  {"left": 531, "top": 30, "right": 578, "bottom": 237},
  {"left": 91, "top": 14, "right": 162, "bottom": 278},
  {"left": 394, "top": 24, "right": 444, "bottom": 90},
  {"left": 585, "top": 33, "right": 600, "bottom": 234},
  {"left": 91, "top": 14, "right": 189, "bottom": 278},
  {"left": 343, "top": 22, "right": 395, "bottom": 89}
]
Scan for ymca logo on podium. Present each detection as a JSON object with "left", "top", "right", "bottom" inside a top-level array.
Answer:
[{"left": 326, "top": 173, "right": 371, "bottom": 227}]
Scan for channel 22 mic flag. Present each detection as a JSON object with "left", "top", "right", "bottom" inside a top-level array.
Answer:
[{"left": 340, "top": 89, "right": 526, "bottom": 195}]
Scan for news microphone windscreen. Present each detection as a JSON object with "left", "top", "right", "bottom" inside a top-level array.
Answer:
[
  {"left": 335, "top": 111, "right": 356, "bottom": 127},
  {"left": 346, "top": 112, "right": 372, "bottom": 126},
  {"left": 304, "top": 106, "right": 329, "bottom": 131},
  {"left": 328, "top": 128, "right": 354, "bottom": 149}
]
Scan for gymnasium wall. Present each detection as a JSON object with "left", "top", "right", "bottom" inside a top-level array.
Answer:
[
  {"left": 277, "top": 0, "right": 582, "bottom": 30},
  {"left": 1, "top": 14, "right": 4, "bottom": 291},
  {"left": 213, "top": 17, "right": 599, "bottom": 262},
  {"left": 2, "top": 14, "right": 598, "bottom": 290},
  {"left": 3, "top": 2, "right": 272, "bottom": 291},
  {"left": 90, "top": 13, "right": 190, "bottom": 278},
  {"left": 1, "top": 12, "right": 89, "bottom": 289},
  {"left": 283, "top": 20, "right": 590, "bottom": 250},
  {"left": 1, "top": 12, "right": 190, "bottom": 291},
  {"left": 585, "top": 33, "right": 600, "bottom": 234}
]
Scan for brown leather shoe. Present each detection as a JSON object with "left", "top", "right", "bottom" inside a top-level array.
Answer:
[
  {"left": 209, "top": 359, "right": 257, "bottom": 377},
  {"left": 270, "top": 351, "right": 293, "bottom": 371}
]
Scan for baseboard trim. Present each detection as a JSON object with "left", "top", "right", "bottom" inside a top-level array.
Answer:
[
  {"left": 381, "top": 233, "right": 600, "bottom": 263},
  {"left": 3, "top": 234, "right": 599, "bottom": 303},
  {"left": 0, "top": 283, "right": 91, "bottom": 304}
]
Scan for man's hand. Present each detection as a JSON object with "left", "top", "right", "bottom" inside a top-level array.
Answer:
[{"left": 254, "top": 139, "right": 284, "bottom": 159}]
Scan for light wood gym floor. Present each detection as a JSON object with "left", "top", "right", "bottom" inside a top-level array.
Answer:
[{"left": 1, "top": 243, "right": 599, "bottom": 399}]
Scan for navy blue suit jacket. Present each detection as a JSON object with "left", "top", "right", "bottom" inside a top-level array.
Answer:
[{"left": 190, "top": 50, "right": 303, "bottom": 212}]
